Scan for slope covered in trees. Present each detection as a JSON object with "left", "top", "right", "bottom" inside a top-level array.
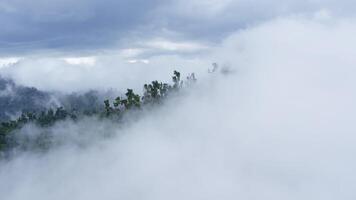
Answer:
[
  {"left": 0, "top": 71, "right": 196, "bottom": 157},
  {"left": 0, "top": 77, "right": 51, "bottom": 122}
]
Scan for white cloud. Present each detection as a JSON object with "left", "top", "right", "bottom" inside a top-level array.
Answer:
[
  {"left": 313, "top": 9, "right": 332, "bottom": 21},
  {"left": 119, "top": 48, "right": 146, "bottom": 58},
  {"left": 0, "top": 57, "right": 22, "bottom": 68},
  {"left": 1, "top": 13, "right": 356, "bottom": 199},
  {"left": 63, "top": 57, "right": 96, "bottom": 66},
  {"left": 0, "top": 53, "right": 210, "bottom": 93},
  {"left": 144, "top": 39, "right": 208, "bottom": 52},
  {"left": 127, "top": 59, "right": 150, "bottom": 64}
]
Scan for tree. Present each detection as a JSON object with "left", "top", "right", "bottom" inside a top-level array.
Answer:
[
  {"left": 122, "top": 89, "right": 140, "bottom": 109},
  {"left": 55, "top": 107, "right": 68, "bottom": 120},
  {"left": 172, "top": 70, "right": 181, "bottom": 89},
  {"left": 0, "top": 70, "right": 196, "bottom": 154},
  {"left": 104, "top": 100, "right": 114, "bottom": 117}
]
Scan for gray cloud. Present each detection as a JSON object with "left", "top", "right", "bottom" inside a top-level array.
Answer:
[
  {"left": 0, "top": 0, "right": 163, "bottom": 55},
  {"left": 1, "top": 0, "right": 356, "bottom": 55}
]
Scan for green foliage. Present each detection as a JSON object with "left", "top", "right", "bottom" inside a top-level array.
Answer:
[
  {"left": 104, "top": 100, "right": 114, "bottom": 117},
  {"left": 0, "top": 71, "right": 196, "bottom": 154},
  {"left": 124, "top": 89, "right": 141, "bottom": 109},
  {"left": 142, "top": 80, "right": 171, "bottom": 105}
]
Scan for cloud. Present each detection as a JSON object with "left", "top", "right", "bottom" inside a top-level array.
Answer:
[
  {"left": 143, "top": 39, "right": 208, "bottom": 52},
  {"left": 63, "top": 57, "right": 96, "bottom": 66},
  {"left": 0, "top": 0, "right": 164, "bottom": 55},
  {"left": 0, "top": 54, "right": 211, "bottom": 93},
  {"left": 1, "top": 0, "right": 356, "bottom": 55},
  {"left": 1, "top": 13, "right": 356, "bottom": 199},
  {"left": 0, "top": 57, "right": 22, "bottom": 68},
  {"left": 2, "top": 10, "right": 356, "bottom": 94}
]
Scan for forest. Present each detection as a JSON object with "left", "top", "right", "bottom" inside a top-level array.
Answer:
[{"left": 0, "top": 71, "right": 196, "bottom": 157}]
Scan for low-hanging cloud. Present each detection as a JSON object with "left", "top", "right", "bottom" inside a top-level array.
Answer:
[
  {"left": 0, "top": 54, "right": 210, "bottom": 93},
  {"left": 1, "top": 14, "right": 356, "bottom": 199}
]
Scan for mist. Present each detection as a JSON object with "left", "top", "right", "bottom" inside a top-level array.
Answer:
[{"left": 1, "top": 11, "right": 356, "bottom": 199}]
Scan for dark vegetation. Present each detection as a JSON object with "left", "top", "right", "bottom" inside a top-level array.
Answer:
[
  {"left": 0, "top": 71, "right": 196, "bottom": 155},
  {"left": 0, "top": 77, "right": 51, "bottom": 122}
]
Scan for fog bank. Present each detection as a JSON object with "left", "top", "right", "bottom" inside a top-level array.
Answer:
[{"left": 1, "top": 14, "right": 356, "bottom": 200}]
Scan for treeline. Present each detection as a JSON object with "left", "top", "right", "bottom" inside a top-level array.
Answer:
[
  {"left": 0, "top": 77, "right": 51, "bottom": 122},
  {"left": 0, "top": 71, "right": 196, "bottom": 154}
]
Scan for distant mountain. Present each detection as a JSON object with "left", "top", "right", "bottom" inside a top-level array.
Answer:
[
  {"left": 0, "top": 76, "right": 113, "bottom": 122},
  {"left": 0, "top": 77, "right": 51, "bottom": 122}
]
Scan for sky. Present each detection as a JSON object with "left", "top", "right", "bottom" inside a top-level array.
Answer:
[
  {"left": 0, "top": 0, "right": 356, "bottom": 92},
  {"left": 0, "top": 0, "right": 355, "bottom": 56},
  {"left": 1, "top": 1, "right": 356, "bottom": 200}
]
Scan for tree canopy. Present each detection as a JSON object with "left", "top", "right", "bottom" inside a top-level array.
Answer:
[{"left": 0, "top": 71, "right": 196, "bottom": 155}]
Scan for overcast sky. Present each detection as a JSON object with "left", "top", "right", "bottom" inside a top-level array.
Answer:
[
  {"left": 0, "top": 0, "right": 356, "bottom": 56},
  {"left": 0, "top": 0, "right": 356, "bottom": 92}
]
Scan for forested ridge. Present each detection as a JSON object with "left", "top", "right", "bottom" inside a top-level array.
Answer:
[
  {"left": 0, "top": 77, "right": 51, "bottom": 122},
  {"left": 0, "top": 71, "right": 196, "bottom": 156}
]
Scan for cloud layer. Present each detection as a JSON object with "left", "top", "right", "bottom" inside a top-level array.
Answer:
[
  {"left": 1, "top": 13, "right": 356, "bottom": 199},
  {"left": 1, "top": 0, "right": 356, "bottom": 55}
]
